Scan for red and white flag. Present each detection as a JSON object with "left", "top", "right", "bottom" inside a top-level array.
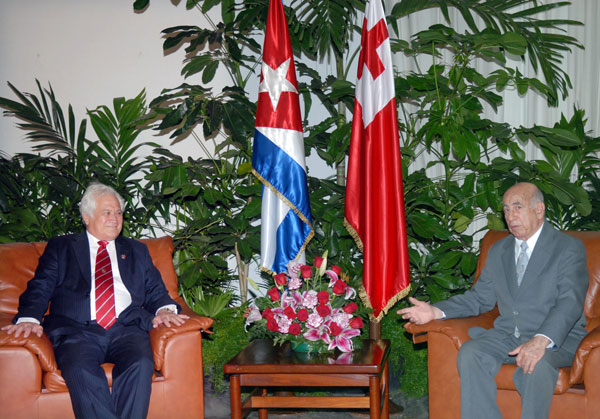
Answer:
[{"left": 344, "top": 0, "right": 410, "bottom": 321}]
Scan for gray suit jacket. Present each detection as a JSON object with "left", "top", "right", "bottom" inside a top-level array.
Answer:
[{"left": 435, "top": 222, "right": 588, "bottom": 354}]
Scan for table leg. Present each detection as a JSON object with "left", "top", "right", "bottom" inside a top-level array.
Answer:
[
  {"left": 230, "top": 374, "right": 242, "bottom": 419},
  {"left": 258, "top": 388, "right": 268, "bottom": 419},
  {"left": 369, "top": 375, "right": 381, "bottom": 419},
  {"left": 382, "top": 360, "right": 389, "bottom": 419}
]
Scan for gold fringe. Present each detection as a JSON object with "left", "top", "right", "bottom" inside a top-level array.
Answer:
[
  {"left": 345, "top": 217, "right": 410, "bottom": 321},
  {"left": 344, "top": 217, "right": 363, "bottom": 251},
  {"left": 360, "top": 282, "right": 411, "bottom": 323},
  {"left": 252, "top": 169, "right": 314, "bottom": 228},
  {"left": 260, "top": 229, "right": 315, "bottom": 277},
  {"left": 252, "top": 168, "right": 315, "bottom": 276}
]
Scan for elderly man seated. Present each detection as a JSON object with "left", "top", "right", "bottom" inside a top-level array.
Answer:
[{"left": 2, "top": 182, "right": 189, "bottom": 419}]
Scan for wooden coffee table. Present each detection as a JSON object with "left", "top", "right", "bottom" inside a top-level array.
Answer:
[{"left": 224, "top": 339, "right": 390, "bottom": 419}]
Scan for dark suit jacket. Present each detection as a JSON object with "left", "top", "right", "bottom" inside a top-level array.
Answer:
[
  {"left": 15, "top": 232, "right": 179, "bottom": 339},
  {"left": 435, "top": 222, "right": 589, "bottom": 354}
]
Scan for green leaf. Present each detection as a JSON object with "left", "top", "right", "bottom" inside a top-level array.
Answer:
[
  {"left": 133, "top": 0, "right": 149, "bottom": 11},
  {"left": 487, "top": 213, "right": 505, "bottom": 230},
  {"left": 438, "top": 251, "right": 462, "bottom": 269},
  {"left": 501, "top": 32, "right": 527, "bottom": 56}
]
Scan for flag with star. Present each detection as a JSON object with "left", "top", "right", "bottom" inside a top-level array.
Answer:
[
  {"left": 344, "top": 0, "right": 410, "bottom": 321},
  {"left": 252, "top": 0, "right": 313, "bottom": 274}
]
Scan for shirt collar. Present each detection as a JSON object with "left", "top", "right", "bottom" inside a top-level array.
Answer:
[
  {"left": 514, "top": 222, "right": 544, "bottom": 254},
  {"left": 86, "top": 231, "right": 115, "bottom": 248}
]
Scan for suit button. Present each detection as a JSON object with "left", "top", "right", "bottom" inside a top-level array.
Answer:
[{"left": 84, "top": 321, "right": 90, "bottom": 326}]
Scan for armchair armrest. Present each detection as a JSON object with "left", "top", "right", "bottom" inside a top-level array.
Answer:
[
  {"left": 149, "top": 311, "right": 213, "bottom": 371},
  {"left": 569, "top": 325, "right": 600, "bottom": 386},
  {"left": 0, "top": 314, "right": 57, "bottom": 373},
  {"left": 405, "top": 310, "right": 497, "bottom": 349}
]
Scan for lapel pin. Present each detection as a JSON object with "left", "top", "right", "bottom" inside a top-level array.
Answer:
[{"left": 121, "top": 254, "right": 126, "bottom": 260}]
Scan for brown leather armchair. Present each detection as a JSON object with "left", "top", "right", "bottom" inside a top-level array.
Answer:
[
  {"left": 406, "top": 230, "right": 600, "bottom": 419},
  {"left": 0, "top": 236, "right": 213, "bottom": 419}
]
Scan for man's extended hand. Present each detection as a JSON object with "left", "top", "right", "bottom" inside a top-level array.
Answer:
[
  {"left": 509, "top": 335, "right": 551, "bottom": 374},
  {"left": 152, "top": 309, "right": 189, "bottom": 329},
  {"left": 1, "top": 322, "right": 43, "bottom": 338},
  {"left": 397, "top": 297, "right": 444, "bottom": 325}
]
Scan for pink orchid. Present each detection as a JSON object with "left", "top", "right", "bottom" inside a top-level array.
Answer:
[
  {"left": 303, "top": 328, "right": 332, "bottom": 344},
  {"left": 271, "top": 307, "right": 285, "bottom": 317},
  {"left": 328, "top": 352, "right": 353, "bottom": 364},
  {"left": 303, "top": 328, "right": 322, "bottom": 341},
  {"left": 291, "top": 291, "right": 303, "bottom": 305},
  {"left": 244, "top": 306, "right": 262, "bottom": 326},
  {"left": 281, "top": 291, "right": 298, "bottom": 310},
  {"left": 328, "top": 328, "right": 361, "bottom": 352},
  {"left": 344, "top": 286, "right": 357, "bottom": 300},
  {"left": 325, "top": 269, "right": 339, "bottom": 284}
]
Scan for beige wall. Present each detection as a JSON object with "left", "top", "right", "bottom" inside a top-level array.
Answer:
[{"left": 0, "top": 0, "right": 218, "bottom": 157}]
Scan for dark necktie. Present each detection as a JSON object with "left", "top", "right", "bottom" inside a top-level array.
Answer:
[{"left": 95, "top": 240, "right": 116, "bottom": 329}]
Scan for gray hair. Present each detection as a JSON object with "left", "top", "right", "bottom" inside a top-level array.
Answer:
[{"left": 79, "top": 182, "right": 126, "bottom": 218}]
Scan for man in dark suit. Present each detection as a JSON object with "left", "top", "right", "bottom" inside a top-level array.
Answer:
[
  {"left": 398, "top": 182, "right": 588, "bottom": 419},
  {"left": 1, "top": 182, "right": 189, "bottom": 419}
]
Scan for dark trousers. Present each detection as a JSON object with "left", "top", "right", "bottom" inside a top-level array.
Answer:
[{"left": 53, "top": 322, "right": 154, "bottom": 419}]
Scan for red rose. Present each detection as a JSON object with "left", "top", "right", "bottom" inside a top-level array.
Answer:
[
  {"left": 267, "top": 317, "right": 279, "bottom": 332},
  {"left": 329, "top": 322, "right": 342, "bottom": 336},
  {"left": 343, "top": 302, "right": 358, "bottom": 314},
  {"left": 316, "top": 304, "right": 331, "bottom": 317},
  {"left": 331, "top": 265, "right": 342, "bottom": 275},
  {"left": 300, "top": 265, "right": 313, "bottom": 278},
  {"left": 332, "top": 280, "right": 347, "bottom": 295},
  {"left": 289, "top": 323, "right": 301, "bottom": 335},
  {"left": 297, "top": 308, "right": 309, "bottom": 322},
  {"left": 284, "top": 306, "right": 296, "bottom": 320},
  {"left": 262, "top": 307, "right": 274, "bottom": 320},
  {"left": 267, "top": 287, "right": 280, "bottom": 302},
  {"left": 350, "top": 317, "right": 364, "bottom": 329},
  {"left": 274, "top": 273, "right": 287, "bottom": 286},
  {"left": 314, "top": 256, "right": 324, "bottom": 268},
  {"left": 317, "top": 290, "right": 330, "bottom": 304}
]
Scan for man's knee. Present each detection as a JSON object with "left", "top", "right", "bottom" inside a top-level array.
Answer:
[
  {"left": 457, "top": 339, "right": 479, "bottom": 372},
  {"left": 113, "top": 348, "right": 154, "bottom": 382},
  {"left": 514, "top": 356, "right": 557, "bottom": 391}
]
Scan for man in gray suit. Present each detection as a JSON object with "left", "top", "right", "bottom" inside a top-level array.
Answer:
[{"left": 398, "top": 182, "right": 588, "bottom": 419}]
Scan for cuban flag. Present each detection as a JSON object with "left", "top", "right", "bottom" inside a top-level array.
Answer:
[
  {"left": 252, "top": 0, "right": 313, "bottom": 274},
  {"left": 345, "top": 0, "right": 411, "bottom": 321}
]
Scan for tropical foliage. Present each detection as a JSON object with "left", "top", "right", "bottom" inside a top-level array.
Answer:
[{"left": 1, "top": 0, "right": 598, "bottom": 398}]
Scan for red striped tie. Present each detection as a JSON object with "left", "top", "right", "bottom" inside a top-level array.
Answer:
[{"left": 95, "top": 240, "right": 116, "bottom": 329}]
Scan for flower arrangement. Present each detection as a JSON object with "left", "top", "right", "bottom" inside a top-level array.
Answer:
[{"left": 245, "top": 253, "right": 364, "bottom": 353}]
